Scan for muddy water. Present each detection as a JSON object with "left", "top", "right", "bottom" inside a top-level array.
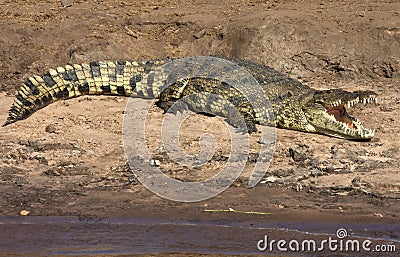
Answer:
[{"left": 0, "top": 217, "right": 398, "bottom": 256}]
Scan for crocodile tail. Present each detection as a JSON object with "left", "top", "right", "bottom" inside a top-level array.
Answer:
[{"left": 4, "top": 60, "right": 168, "bottom": 126}]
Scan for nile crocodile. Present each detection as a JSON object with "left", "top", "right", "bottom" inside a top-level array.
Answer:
[{"left": 4, "top": 57, "right": 377, "bottom": 140}]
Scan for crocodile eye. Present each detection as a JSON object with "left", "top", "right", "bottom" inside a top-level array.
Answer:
[{"left": 316, "top": 100, "right": 324, "bottom": 105}]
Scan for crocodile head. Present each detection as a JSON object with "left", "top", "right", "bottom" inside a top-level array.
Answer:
[{"left": 303, "top": 89, "right": 377, "bottom": 140}]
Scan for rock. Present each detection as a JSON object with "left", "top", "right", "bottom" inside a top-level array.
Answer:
[
  {"left": 193, "top": 29, "right": 206, "bottom": 39},
  {"left": 77, "top": 115, "right": 87, "bottom": 122},
  {"left": 261, "top": 176, "right": 281, "bottom": 183},
  {"left": 20, "top": 210, "right": 30, "bottom": 216},
  {"left": 18, "top": 139, "right": 29, "bottom": 146},
  {"left": 69, "top": 141, "right": 81, "bottom": 149},
  {"left": 330, "top": 145, "right": 338, "bottom": 154},
  {"left": 150, "top": 159, "right": 161, "bottom": 166},
  {"left": 61, "top": 0, "right": 73, "bottom": 8},
  {"left": 288, "top": 146, "right": 308, "bottom": 162},
  {"left": 45, "top": 124, "right": 57, "bottom": 133}
]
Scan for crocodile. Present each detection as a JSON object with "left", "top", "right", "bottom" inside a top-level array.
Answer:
[{"left": 3, "top": 57, "right": 377, "bottom": 140}]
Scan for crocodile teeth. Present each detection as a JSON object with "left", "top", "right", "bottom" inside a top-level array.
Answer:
[
  {"left": 361, "top": 96, "right": 378, "bottom": 105},
  {"left": 328, "top": 114, "right": 336, "bottom": 122},
  {"left": 346, "top": 98, "right": 360, "bottom": 108},
  {"left": 345, "top": 95, "right": 377, "bottom": 109},
  {"left": 359, "top": 128, "right": 375, "bottom": 138},
  {"left": 331, "top": 99, "right": 343, "bottom": 107}
]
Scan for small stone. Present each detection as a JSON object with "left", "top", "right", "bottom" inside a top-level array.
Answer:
[
  {"left": 20, "top": 210, "right": 30, "bottom": 216},
  {"left": 72, "top": 150, "right": 81, "bottom": 155},
  {"left": 296, "top": 182, "right": 303, "bottom": 192},
  {"left": 45, "top": 124, "right": 57, "bottom": 133},
  {"left": 193, "top": 29, "right": 206, "bottom": 39},
  {"left": 330, "top": 145, "right": 338, "bottom": 154},
  {"left": 18, "top": 139, "right": 29, "bottom": 146},
  {"left": 77, "top": 115, "right": 87, "bottom": 121},
  {"left": 351, "top": 176, "right": 361, "bottom": 186},
  {"left": 61, "top": 0, "right": 73, "bottom": 7},
  {"left": 69, "top": 141, "right": 81, "bottom": 149},
  {"left": 261, "top": 176, "right": 280, "bottom": 183},
  {"left": 150, "top": 159, "right": 161, "bottom": 166}
]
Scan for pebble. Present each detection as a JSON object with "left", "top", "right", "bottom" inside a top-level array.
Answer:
[
  {"left": 18, "top": 139, "right": 29, "bottom": 146},
  {"left": 261, "top": 176, "right": 280, "bottom": 183},
  {"left": 20, "top": 210, "right": 30, "bottom": 216},
  {"left": 69, "top": 141, "right": 81, "bottom": 149},
  {"left": 193, "top": 29, "right": 206, "bottom": 39},
  {"left": 330, "top": 145, "right": 338, "bottom": 154},
  {"left": 61, "top": 0, "right": 73, "bottom": 7},
  {"left": 77, "top": 115, "right": 87, "bottom": 121},
  {"left": 45, "top": 124, "right": 57, "bottom": 133},
  {"left": 150, "top": 159, "right": 161, "bottom": 166},
  {"left": 296, "top": 182, "right": 303, "bottom": 192}
]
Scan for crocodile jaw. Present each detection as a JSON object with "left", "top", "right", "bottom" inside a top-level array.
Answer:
[
  {"left": 316, "top": 106, "right": 375, "bottom": 139},
  {"left": 304, "top": 91, "right": 377, "bottom": 140}
]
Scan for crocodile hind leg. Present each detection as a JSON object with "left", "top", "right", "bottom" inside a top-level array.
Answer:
[{"left": 156, "top": 77, "right": 258, "bottom": 133}]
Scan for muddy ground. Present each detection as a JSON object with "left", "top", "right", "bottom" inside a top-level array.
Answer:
[{"left": 0, "top": 0, "right": 399, "bottom": 255}]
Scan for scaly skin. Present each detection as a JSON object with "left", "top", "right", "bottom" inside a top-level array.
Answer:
[{"left": 3, "top": 57, "right": 377, "bottom": 140}]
